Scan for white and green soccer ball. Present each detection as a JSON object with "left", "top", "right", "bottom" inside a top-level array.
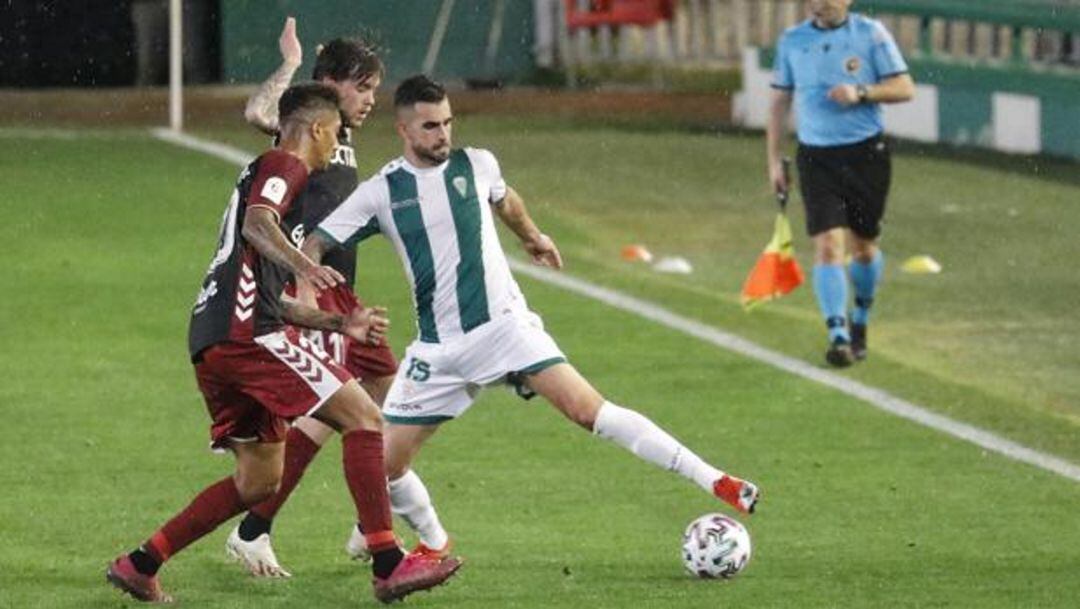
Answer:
[{"left": 681, "top": 513, "right": 752, "bottom": 579}]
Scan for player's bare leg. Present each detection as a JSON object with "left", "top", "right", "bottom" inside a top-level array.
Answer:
[
  {"left": 107, "top": 442, "right": 284, "bottom": 602},
  {"left": 361, "top": 373, "right": 395, "bottom": 406},
  {"left": 813, "top": 227, "right": 855, "bottom": 367},
  {"left": 314, "top": 380, "right": 461, "bottom": 603},
  {"left": 525, "top": 363, "right": 760, "bottom": 514},
  {"left": 228, "top": 416, "right": 332, "bottom": 577},
  {"left": 847, "top": 232, "right": 882, "bottom": 361}
]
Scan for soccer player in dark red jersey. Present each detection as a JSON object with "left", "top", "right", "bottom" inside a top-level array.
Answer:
[
  {"left": 223, "top": 18, "right": 416, "bottom": 578},
  {"left": 105, "top": 83, "right": 461, "bottom": 604}
]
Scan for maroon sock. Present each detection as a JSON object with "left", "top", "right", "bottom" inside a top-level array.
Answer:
[
  {"left": 143, "top": 477, "right": 246, "bottom": 564},
  {"left": 249, "top": 427, "right": 321, "bottom": 521},
  {"left": 341, "top": 429, "right": 396, "bottom": 553}
]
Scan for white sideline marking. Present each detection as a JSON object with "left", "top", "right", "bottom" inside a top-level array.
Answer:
[
  {"left": 151, "top": 128, "right": 255, "bottom": 166},
  {"left": 151, "top": 128, "right": 1080, "bottom": 484}
]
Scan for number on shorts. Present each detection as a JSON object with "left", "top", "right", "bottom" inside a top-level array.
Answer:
[
  {"left": 405, "top": 357, "right": 431, "bottom": 382},
  {"left": 305, "top": 330, "right": 346, "bottom": 365}
]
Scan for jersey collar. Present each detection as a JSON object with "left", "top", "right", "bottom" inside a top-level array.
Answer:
[
  {"left": 401, "top": 155, "right": 450, "bottom": 176},
  {"left": 810, "top": 16, "right": 849, "bottom": 31}
]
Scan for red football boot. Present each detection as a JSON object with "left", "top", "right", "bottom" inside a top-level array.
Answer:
[
  {"left": 105, "top": 555, "right": 174, "bottom": 603},
  {"left": 713, "top": 475, "right": 761, "bottom": 514},
  {"left": 372, "top": 551, "right": 463, "bottom": 604},
  {"left": 410, "top": 538, "right": 453, "bottom": 561}
]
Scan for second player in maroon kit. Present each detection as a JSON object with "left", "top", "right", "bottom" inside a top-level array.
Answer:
[
  {"left": 226, "top": 18, "right": 405, "bottom": 578},
  {"left": 105, "top": 83, "right": 461, "bottom": 604}
]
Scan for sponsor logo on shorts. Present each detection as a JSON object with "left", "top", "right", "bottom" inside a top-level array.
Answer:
[{"left": 388, "top": 402, "right": 423, "bottom": 412}]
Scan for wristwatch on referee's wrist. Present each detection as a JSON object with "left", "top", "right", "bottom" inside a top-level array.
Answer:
[{"left": 856, "top": 84, "right": 870, "bottom": 103}]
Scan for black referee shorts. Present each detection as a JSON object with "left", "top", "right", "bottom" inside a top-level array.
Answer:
[{"left": 796, "top": 134, "right": 891, "bottom": 239}]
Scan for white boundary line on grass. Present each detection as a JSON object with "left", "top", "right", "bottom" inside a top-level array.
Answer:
[{"left": 150, "top": 128, "right": 1080, "bottom": 484}]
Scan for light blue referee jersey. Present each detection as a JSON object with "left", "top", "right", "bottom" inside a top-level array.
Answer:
[{"left": 772, "top": 13, "right": 908, "bottom": 147}]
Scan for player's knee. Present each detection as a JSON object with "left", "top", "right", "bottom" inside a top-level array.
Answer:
[
  {"left": 553, "top": 393, "right": 599, "bottom": 430},
  {"left": 323, "top": 382, "right": 385, "bottom": 433}
]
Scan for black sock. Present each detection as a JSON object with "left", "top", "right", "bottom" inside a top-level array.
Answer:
[
  {"left": 128, "top": 548, "right": 161, "bottom": 576},
  {"left": 237, "top": 512, "right": 272, "bottom": 542},
  {"left": 371, "top": 547, "right": 405, "bottom": 579}
]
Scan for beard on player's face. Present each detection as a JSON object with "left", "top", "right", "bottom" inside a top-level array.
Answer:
[{"left": 413, "top": 141, "right": 450, "bottom": 165}]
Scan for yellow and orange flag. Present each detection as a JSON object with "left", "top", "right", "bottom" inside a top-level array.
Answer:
[{"left": 741, "top": 159, "right": 805, "bottom": 309}]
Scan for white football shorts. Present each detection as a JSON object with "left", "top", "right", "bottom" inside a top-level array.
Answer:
[{"left": 382, "top": 310, "right": 566, "bottom": 425}]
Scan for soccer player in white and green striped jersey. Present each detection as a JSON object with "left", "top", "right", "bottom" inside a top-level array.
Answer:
[{"left": 302, "top": 75, "right": 760, "bottom": 560}]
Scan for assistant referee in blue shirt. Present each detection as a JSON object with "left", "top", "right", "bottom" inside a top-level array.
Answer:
[{"left": 766, "top": 0, "right": 915, "bottom": 367}]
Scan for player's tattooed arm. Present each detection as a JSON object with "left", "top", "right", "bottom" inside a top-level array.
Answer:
[
  {"left": 242, "top": 207, "right": 344, "bottom": 290},
  {"left": 294, "top": 230, "right": 336, "bottom": 305},
  {"left": 280, "top": 296, "right": 388, "bottom": 345},
  {"left": 243, "top": 16, "right": 303, "bottom": 134},
  {"left": 494, "top": 187, "right": 563, "bottom": 269}
]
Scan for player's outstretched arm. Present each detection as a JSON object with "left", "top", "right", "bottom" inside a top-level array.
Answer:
[
  {"left": 279, "top": 297, "right": 387, "bottom": 345},
  {"left": 243, "top": 16, "right": 303, "bottom": 134},
  {"left": 242, "top": 207, "right": 343, "bottom": 290},
  {"left": 494, "top": 186, "right": 563, "bottom": 269}
]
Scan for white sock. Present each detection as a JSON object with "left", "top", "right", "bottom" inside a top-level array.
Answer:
[
  {"left": 388, "top": 469, "right": 449, "bottom": 550},
  {"left": 593, "top": 401, "right": 723, "bottom": 493}
]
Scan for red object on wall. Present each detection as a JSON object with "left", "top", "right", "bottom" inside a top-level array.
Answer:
[{"left": 564, "top": 0, "right": 675, "bottom": 29}]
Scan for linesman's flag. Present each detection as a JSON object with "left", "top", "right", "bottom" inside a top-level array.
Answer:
[{"left": 741, "top": 159, "right": 804, "bottom": 310}]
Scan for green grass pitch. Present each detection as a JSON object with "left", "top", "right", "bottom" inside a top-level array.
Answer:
[{"left": 1, "top": 119, "right": 1078, "bottom": 608}]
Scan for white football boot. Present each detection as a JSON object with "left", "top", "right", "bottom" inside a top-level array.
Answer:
[{"left": 226, "top": 525, "right": 293, "bottom": 578}]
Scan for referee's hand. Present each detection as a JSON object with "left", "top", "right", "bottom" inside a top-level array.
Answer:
[
  {"left": 828, "top": 84, "right": 860, "bottom": 106},
  {"left": 769, "top": 159, "right": 788, "bottom": 195}
]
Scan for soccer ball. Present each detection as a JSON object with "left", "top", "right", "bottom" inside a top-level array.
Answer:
[{"left": 681, "top": 513, "right": 752, "bottom": 579}]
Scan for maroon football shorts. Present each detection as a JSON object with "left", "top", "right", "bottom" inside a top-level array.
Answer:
[
  {"left": 284, "top": 283, "right": 399, "bottom": 382},
  {"left": 194, "top": 326, "right": 353, "bottom": 450}
]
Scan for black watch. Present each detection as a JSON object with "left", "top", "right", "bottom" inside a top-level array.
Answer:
[{"left": 856, "top": 84, "right": 869, "bottom": 103}]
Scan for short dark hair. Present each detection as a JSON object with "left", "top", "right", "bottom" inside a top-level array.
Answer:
[
  {"left": 312, "top": 38, "right": 383, "bottom": 84},
  {"left": 394, "top": 74, "right": 447, "bottom": 109},
  {"left": 278, "top": 82, "right": 340, "bottom": 126}
]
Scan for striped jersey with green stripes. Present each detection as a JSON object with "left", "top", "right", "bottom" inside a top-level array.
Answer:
[{"left": 315, "top": 148, "right": 528, "bottom": 343}]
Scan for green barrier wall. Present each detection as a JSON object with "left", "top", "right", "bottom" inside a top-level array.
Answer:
[{"left": 221, "top": 1, "right": 535, "bottom": 84}]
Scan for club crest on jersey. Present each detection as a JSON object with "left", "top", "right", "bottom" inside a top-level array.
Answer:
[
  {"left": 845, "top": 56, "right": 861, "bottom": 74},
  {"left": 452, "top": 176, "right": 468, "bottom": 198},
  {"left": 261, "top": 176, "right": 288, "bottom": 205}
]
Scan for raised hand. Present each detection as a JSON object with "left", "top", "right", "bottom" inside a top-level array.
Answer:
[{"left": 279, "top": 16, "right": 302, "bottom": 67}]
